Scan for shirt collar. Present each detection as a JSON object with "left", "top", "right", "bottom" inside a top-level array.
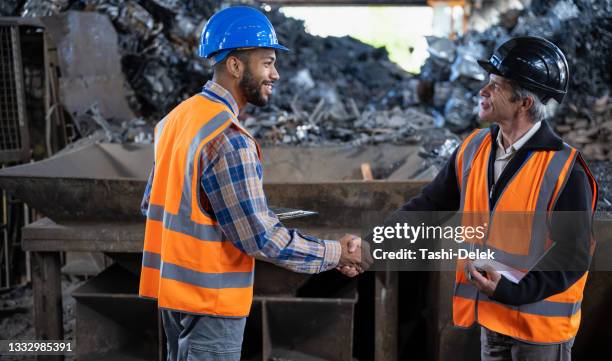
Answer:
[
  {"left": 202, "top": 80, "right": 240, "bottom": 116},
  {"left": 202, "top": 81, "right": 260, "bottom": 149},
  {"left": 496, "top": 121, "right": 542, "bottom": 155}
]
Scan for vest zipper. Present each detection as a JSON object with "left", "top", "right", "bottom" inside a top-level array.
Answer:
[
  {"left": 478, "top": 166, "right": 495, "bottom": 325},
  {"left": 483, "top": 182, "right": 494, "bottom": 244}
]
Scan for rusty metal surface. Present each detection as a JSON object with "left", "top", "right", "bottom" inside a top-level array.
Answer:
[
  {"left": 0, "top": 142, "right": 151, "bottom": 221},
  {"left": 267, "top": 181, "right": 427, "bottom": 229},
  {"left": 72, "top": 262, "right": 356, "bottom": 361},
  {"left": 22, "top": 217, "right": 312, "bottom": 296},
  {"left": 0, "top": 177, "right": 145, "bottom": 221},
  {"left": 261, "top": 294, "right": 356, "bottom": 361},
  {"left": 22, "top": 218, "right": 145, "bottom": 253},
  {"left": 253, "top": 261, "right": 311, "bottom": 296},
  {"left": 0, "top": 141, "right": 425, "bottom": 223},
  {"left": 17, "top": 170, "right": 611, "bottom": 361},
  {"left": 0, "top": 142, "right": 151, "bottom": 179},
  {"left": 72, "top": 265, "right": 158, "bottom": 361},
  {"left": 0, "top": 17, "right": 44, "bottom": 27},
  {"left": 261, "top": 144, "right": 422, "bottom": 182},
  {"left": 375, "top": 271, "right": 398, "bottom": 361},
  {"left": 0, "top": 141, "right": 428, "bottom": 222},
  {"left": 41, "top": 11, "right": 135, "bottom": 122}
]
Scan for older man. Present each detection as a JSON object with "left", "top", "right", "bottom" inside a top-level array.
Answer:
[{"left": 399, "top": 36, "right": 597, "bottom": 360}]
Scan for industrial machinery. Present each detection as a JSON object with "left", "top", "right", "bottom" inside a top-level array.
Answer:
[{"left": 0, "top": 143, "right": 610, "bottom": 360}]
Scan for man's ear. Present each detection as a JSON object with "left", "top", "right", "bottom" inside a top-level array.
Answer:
[
  {"left": 225, "top": 55, "right": 244, "bottom": 79},
  {"left": 522, "top": 95, "right": 534, "bottom": 113}
]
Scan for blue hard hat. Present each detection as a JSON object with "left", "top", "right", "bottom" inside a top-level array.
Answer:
[{"left": 199, "top": 6, "right": 289, "bottom": 62}]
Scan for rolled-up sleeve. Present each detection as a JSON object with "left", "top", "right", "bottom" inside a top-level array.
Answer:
[{"left": 201, "top": 140, "right": 340, "bottom": 273}]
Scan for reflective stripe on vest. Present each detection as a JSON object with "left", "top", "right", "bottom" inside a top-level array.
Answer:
[
  {"left": 455, "top": 283, "right": 581, "bottom": 318},
  {"left": 147, "top": 204, "right": 221, "bottom": 241},
  {"left": 456, "top": 129, "right": 489, "bottom": 210},
  {"left": 452, "top": 128, "right": 596, "bottom": 344},
  {"left": 139, "top": 94, "right": 257, "bottom": 317}
]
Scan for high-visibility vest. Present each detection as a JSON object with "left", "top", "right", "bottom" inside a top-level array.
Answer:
[
  {"left": 139, "top": 94, "right": 260, "bottom": 317},
  {"left": 453, "top": 128, "right": 597, "bottom": 343}
]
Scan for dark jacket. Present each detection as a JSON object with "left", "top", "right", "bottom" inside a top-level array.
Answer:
[{"left": 400, "top": 120, "right": 596, "bottom": 305}]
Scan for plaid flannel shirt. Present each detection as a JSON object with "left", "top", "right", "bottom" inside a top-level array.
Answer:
[{"left": 141, "top": 81, "right": 340, "bottom": 273}]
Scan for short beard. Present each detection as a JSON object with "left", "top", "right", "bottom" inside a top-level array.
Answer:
[{"left": 239, "top": 66, "right": 268, "bottom": 107}]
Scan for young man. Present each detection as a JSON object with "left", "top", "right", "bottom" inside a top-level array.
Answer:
[
  {"left": 139, "top": 6, "right": 371, "bottom": 360},
  {"left": 400, "top": 37, "right": 597, "bottom": 360}
]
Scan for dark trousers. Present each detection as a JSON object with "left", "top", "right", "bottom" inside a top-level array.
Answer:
[{"left": 480, "top": 327, "right": 573, "bottom": 361}]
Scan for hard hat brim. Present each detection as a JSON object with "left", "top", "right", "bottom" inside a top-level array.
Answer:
[
  {"left": 207, "top": 43, "right": 290, "bottom": 59},
  {"left": 268, "top": 43, "right": 290, "bottom": 52},
  {"left": 208, "top": 43, "right": 291, "bottom": 65},
  {"left": 477, "top": 59, "right": 503, "bottom": 76}
]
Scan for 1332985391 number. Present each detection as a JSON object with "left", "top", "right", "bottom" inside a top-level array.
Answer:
[{"left": 0, "top": 340, "right": 74, "bottom": 355}]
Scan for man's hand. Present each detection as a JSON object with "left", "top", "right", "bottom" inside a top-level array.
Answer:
[
  {"left": 337, "top": 265, "right": 360, "bottom": 277},
  {"left": 465, "top": 260, "right": 501, "bottom": 296},
  {"left": 337, "top": 234, "right": 373, "bottom": 277}
]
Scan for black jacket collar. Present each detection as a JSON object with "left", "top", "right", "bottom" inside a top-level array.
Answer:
[
  {"left": 486, "top": 120, "right": 565, "bottom": 208},
  {"left": 489, "top": 120, "right": 564, "bottom": 152}
]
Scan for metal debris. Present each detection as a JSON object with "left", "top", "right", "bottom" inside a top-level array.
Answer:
[
  {"left": 20, "top": 0, "right": 69, "bottom": 18},
  {"left": 556, "top": 96, "right": 612, "bottom": 161},
  {"left": 426, "top": 36, "right": 456, "bottom": 63},
  {"left": 419, "top": 0, "right": 611, "bottom": 160},
  {"left": 72, "top": 104, "right": 152, "bottom": 143},
  {"left": 449, "top": 41, "right": 488, "bottom": 82},
  {"left": 417, "top": 128, "right": 462, "bottom": 173},
  {"left": 41, "top": 11, "right": 136, "bottom": 122},
  {"left": 590, "top": 160, "right": 612, "bottom": 215},
  {"left": 0, "top": 0, "right": 22, "bottom": 16},
  {"left": 9, "top": 0, "right": 610, "bottom": 206}
]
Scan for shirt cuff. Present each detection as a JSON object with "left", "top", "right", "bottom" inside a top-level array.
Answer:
[{"left": 320, "top": 239, "right": 341, "bottom": 272}]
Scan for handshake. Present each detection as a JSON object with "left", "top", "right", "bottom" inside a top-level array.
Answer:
[{"left": 336, "top": 234, "right": 374, "bottom": 277}]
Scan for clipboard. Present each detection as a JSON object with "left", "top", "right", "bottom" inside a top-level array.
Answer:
[
  {"left": 470, "top": 242, "right": 556, "bottom": 284},
  {"left": 270, "top": 206, "right": 318, "bottom": 220}
]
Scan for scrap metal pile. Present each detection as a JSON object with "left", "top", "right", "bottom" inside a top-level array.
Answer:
[
  {"left": 5, "top": 0, "right": 612, "bottom": 209},
  {"left": 19, "top": 0, "right": 444, "bottom": 147},
  {"left": 420, "top": 0, "right": 612, "bottom": 161},
  {"left": 246, "top": 8, "right": 441, "bottom": 146},
  {"left": 7, "top": 0, "right": 608, "bottom": 142},
  {"left": 9, "top": 0, "right": 610, "bottom": 150}
]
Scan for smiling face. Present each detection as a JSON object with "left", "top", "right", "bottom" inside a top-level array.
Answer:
[
  {"left": 238, "top": 48, "right": 279, "bottom": 107},
  {"left": 478, "top": 74, "right": 522, "bottom": 123}
]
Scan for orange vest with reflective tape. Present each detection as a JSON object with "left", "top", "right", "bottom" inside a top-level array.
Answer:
[
  {"left": 453, "top": 128, "right": 597, "bottom": 343},
  {"left": 139, "top": 94, "right": 259, "bottom": 317}
]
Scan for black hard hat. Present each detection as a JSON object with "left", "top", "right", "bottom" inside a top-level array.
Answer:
[{"left": 477, "top": 36, "right": 569, "bottom": 103}]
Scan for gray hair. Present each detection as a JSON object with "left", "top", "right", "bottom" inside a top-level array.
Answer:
[{"left": 508, "top": 82, "right": 552, "bottom": 123}]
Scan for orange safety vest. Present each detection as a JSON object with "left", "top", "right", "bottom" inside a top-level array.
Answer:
[
  {"left": 139, "top": 94, "right": 260, "bottom": 317},
  {"left": 453, "top": 128, "right": 597, "bottom": 343}
]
